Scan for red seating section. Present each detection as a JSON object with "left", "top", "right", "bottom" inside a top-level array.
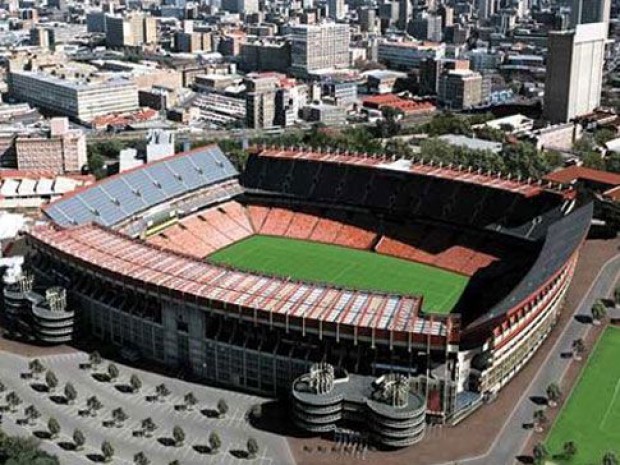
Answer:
[
  {"left": 150, "top": 202, "right": 499, "bottom": 275},
  {"left": 253, "top": 208, "right": 376, "bottom": 250},
  {"left": 147, "top": 201, "right": 253, "bottom": 258},
  {"left": 375, "top": 232, "right": 499, "bottom": 277}
]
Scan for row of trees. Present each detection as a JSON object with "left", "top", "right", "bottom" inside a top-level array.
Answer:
[{"left": 534, "top": 443, "right": 617, "bottom": 465}]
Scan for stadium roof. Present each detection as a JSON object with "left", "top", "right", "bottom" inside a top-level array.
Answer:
[
  {"left": 469, "top": 202, "right": 592, "bottom": 328},
  {"left": 256, "top": 148, "right": 547, "bottom": 197},
  {"left": 44, "top": 145, "right": 238, "bottom": 228},
  {"left": 29, "top": 223, "right": 447, "bottom": 338}
]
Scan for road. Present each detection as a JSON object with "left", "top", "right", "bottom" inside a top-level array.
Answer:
[{"left": 438, "top": 252, "right": 620, "bottom": 465}]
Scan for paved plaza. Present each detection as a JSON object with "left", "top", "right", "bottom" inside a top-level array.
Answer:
[{"left": 0, "top": 350, "right": 295, "bottom": 465}]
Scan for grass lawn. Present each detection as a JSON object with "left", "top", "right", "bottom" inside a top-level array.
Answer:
[
  {"left": 208, "top": 235, "right": 469, "bottom": 314},
  {"left": 546, "top": 326, "right": 620, "bottom": 464}
]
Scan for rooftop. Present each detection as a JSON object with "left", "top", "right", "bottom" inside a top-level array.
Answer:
[{"left": 544, "top": 166, "right": 620, "bottom": 187}]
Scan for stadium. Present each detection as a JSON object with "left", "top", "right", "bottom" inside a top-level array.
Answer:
[{"left": 22, "top": 144, "right": 592, "bottom": 446}]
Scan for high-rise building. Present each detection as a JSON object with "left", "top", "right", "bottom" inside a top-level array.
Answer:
[
  {"left": 15, "top": 117, "right": 87, "bottom": 174},
  {"left": 105, "top": 14, "right": 157, "bottom": 48},
  {"left": 571, "top": 0, "right": 610, "bottom": 26},
  {"left": 477, "top": 0, "right": 496, "bottom": 20},
  {"left": 327, "top": 0, "right": 346, "bottom": 19},
  {"left": 543, "top": 22, "right": 607, "bottom": 123},
  {"left": 221, "top": 0, "right": 259, "bottom": 14},
  {"left": 359, "top": 7, "right": 377, "bottom": 33},
  {"left": 245, "top": 74, "right": 279, "bottom": 129},
  {"left": 290, "top": 23, "right": 350, "bottom": 76},
  {"left": 438, "top": 69, "right": 483, "bottom": 109},
  {"left": 30, "top": 27, "right": 55, "bottom": 49},
  {"left": 410, "top": 14, "right": 442, "bottom": 42},
  {"left": 398, "top": 0, "right": 412, "bottom": 29}
]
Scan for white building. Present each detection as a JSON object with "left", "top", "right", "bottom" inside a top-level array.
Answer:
[
  {"left": 9, "top": 71, "right": 139, "bottom": 123},
  {"left": 290, "top": 23, "right": 351, "bottom": 76},
  {"left": 543, "top": 22, "right": 607, "bottom": 123}
]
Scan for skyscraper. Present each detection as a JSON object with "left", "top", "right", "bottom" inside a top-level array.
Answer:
[
  {"left": 290, "top": 23, "right": 350, "bottom": 76},
  {"left": 543, "top": 22, "right": 607, "bottom": 123},
  {"left": 327, "top": 0, "right": 346, "bottom": 19},
  {"left": 571, "top": 0, "right": 610, "bottom": 26}
]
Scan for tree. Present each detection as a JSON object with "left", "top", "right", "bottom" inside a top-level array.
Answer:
[
  {"left": 603, "top": 452, "right": 619, "bottom": 465},
  {"left": 134, "top": 451, "right": 150, "bottom": 465},
  {"left": 24, "top": 405, "right": 40, "bottom": 425},
  {"left": 172, "top": 425, "right": 185, "bottom": 447},
  {"left": 89, "top": 351, "right": 102, "bottom": 369},
  {"left": 595, "top": 128, "right": 616, "bottom": 147},
  {"left": 112, "top": 407, "right": 128, "bottom": 426},
  {"left": 64, "top": 382, "right": 77, "bottom": 404},
  {"left": 606, "top": 151, "right": 620, "bottom": 174},
  {"left": 572, "top": 338, "right": 586, "bottom": 359},
  {"left": 614, "top": 286, "right": 620, "bottom": 305},
  {"left": 247, "top": 437, "right": 259, "bottom": 459},
  {"left": 28, "top": 359, "right": 45, "bottom": 378},
  {"left": 45, "top": 370, "right": 58, "bottom": 392},
  {"left": 73, "top": 429, "right": 85, "bottom": 450},
  {"left": 0, "top": 432, "right": 60, "bottom": 465},
  {"left": 141, "top": 417, "right": 157, "bottom": 437},
  {"left": 87, "top": 151, "right": 106, "bottom": 180},
  {"left": 130, "top": 374, "right": 142, "bottom": 393},
  {"left": 532, "top": 442, "right": 548, "bottom": 465},
  {"left": 86, "top": 395, "right": 103, "bottom": 416},
  {"left": 217, "top": 399, "right": 229, "bottom": 418},
  {"left": 592, "top": 299, "right": 607, "bottom": 323},
  {"left": 0, "top": 381, "right": 5, "bottom": 394},
  {"left": 47, "top": 417, "right": 61, "bottom": 439},
  {"left": 101, "top": 440, "right": 114, "bottom": 463},
  {"left": 563, "top": 440, "right": 577, "bottom": 460},
  {"left": 168, "top": 461, "right": 180, "bottom": 465},
  {"left": 107, "top": 363, "right": 119, "bottom": 382},
  {"left": 155, "top": 383, "right": 170, "bottom": 401},
  {"left": 533, "top": 409, "right": 547, "bottom": 431},
  {"left": 546, "top": 383, "right": 562, "bottom": 407},
  {"left": 582, "top": 151, "right": 605, "bottom": 170},
  {"left": 6, "top": 391, "right": 21, "bottom": 412},
  {"left": 209, "top": 432, "right": 221, "bottom": 454},
  {"left": 375, "top": 107, "right": 403, "bottom": 138},
  {"left": 184, "top": 392, "right": 198, "bottom": 410}
]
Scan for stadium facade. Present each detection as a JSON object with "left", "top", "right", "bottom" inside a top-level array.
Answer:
[{"left": 23, "top": 144, "right": 592, "bottom": 444}]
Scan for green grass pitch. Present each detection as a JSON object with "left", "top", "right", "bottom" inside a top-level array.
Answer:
[
  {"left": 546, "top": 326, "right": 620, "bottom": 464},
  {"left": 208, "top": 235, "right": 469, "bottom": 314}
]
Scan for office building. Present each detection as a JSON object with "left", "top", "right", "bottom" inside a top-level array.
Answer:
[
  {"left": 245, "top": 73, "right": 279, "bottom": 129},
  {"left": 15, "top": 118, "right": 86, "bottom": 174},
  {"left": 477, "top": 0, "right": 496, "bottom": 20},
  {"left": 438, "top": 69, "right": 483, "bottom": 109},
  {"left": 86, "top": 11, "right": 107, "bottom": 33},
  {"left": 240, "top": 38, "right": 291, "bottom": 73},
  {"left": 410, "top": 14, "right": 443, "bottom": 42},
  {"left": 360, "top": 8, "right": 377, "bottom": 33},
  {"left": 419, "top": 57, "right": 469, "bottom": 94},
  {"left": 30, "top": 28, "right": 55, "bottom": 49},
  {"left": 571, "top": 0, "right": 610, "bottom": 26},
  {"left": 9, "top": 71, "right": 139, "bottom": 123},
  {"left": 327, "top": 0, "right": 346, "bottom": 19},
  {"left": 378, "top": 40, "right": 445, "bottom": 70},
  {"left": 221, "top": 0, "right": 259, "bottom": 14},
  {"left": 290, "top": 23, "right": 350, "bottom": 76},
  {"left": 106, "top": 14, "right": 157, "bottom": 48},
  {"left": 543, "top": 22, "right": 607, "bottom": 123}
]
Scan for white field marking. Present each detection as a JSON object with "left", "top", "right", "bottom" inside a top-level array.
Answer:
[{"left": 600, "top": 377, "right": 620, "bottom": 430}]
